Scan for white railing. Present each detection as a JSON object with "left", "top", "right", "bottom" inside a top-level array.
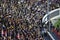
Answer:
[
  {"left": 47, "top": 31, "right": 55, "bottom": 40},
  {"left": 42, "top": 8, "right": 60, "bottom": 24}
]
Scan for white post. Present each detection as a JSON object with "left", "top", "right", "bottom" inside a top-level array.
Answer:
[{"left": 47, "top": 0, "right": 50, "bottom": 31}]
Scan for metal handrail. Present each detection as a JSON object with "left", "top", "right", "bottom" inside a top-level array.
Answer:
[{"left": 42, "top": 8, "right": 60, "bottom": 23}]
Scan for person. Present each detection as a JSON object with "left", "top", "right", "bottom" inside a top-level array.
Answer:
[{"left": 0, "top": 0, "right": 60, "bottom": 40}]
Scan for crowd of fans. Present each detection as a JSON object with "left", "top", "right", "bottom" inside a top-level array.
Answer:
[{"left": 0, "top": 0, "right": 60, "bottom": 40}]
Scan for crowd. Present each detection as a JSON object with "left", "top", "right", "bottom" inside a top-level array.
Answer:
[{"left": 0, "top": 0, "right": 60, "bottom": 40}]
